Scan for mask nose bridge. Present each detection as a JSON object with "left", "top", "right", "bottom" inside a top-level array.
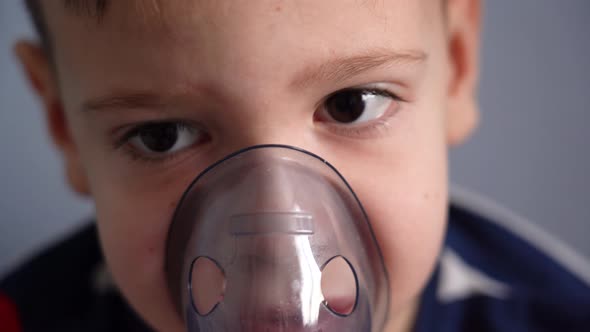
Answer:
[
  {"left": 220, "top": 151, "right": 320, "bottom": 271},
  {"left": 233, "top": 151, "right": 304, "bottom": 214}
]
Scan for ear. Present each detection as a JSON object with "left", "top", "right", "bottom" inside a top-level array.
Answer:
[
  {"left": 445, "top": 0, "right": 481, "bottom": 146},
  {"left": 15, "top": 41, "right": 91, "bottom": 196}
]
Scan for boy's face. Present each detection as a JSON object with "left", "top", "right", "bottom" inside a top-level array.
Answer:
[{"left": 19, "top": 0, "right": 479, "bottom": 330}]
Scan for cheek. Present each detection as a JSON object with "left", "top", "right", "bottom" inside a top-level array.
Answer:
[
  {"left": 91, "top": 176, "right": 191, "bottom": 331},
  {"left": 334, "top": 115, "right": 449, "bottom": 316},
  {"left": 360, "top": 175, "right": 447, "bottom": 315},
  {"left": 96, "top": 191, "right": 175, "bottom": 277},
  {"left": 351, "top": 151, "right": 447, "bottom": 316}
]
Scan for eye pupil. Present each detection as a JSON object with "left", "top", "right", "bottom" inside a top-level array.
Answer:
[
  {"left": 139, "top": 123, "right": 178, "bottom": 152},
  {"left": 326, "top": 90, "right": 366, "bottom": 123}
]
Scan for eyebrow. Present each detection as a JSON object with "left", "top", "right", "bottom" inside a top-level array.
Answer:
[
  {"left": 82, "top": 91, "right": 165, "bottom": 112},
  {"left": 291, "top": 48, "right": 428, "bottom": 89},
  {"left": 63, "top": 0, "right": 109, "bottom": 19},
  {"left": 63, "top": 0, "right": 163, "bottom": 20}
]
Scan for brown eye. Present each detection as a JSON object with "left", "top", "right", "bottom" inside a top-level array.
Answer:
[
  {"left": 138, "top": 123, "right": 179, "bottom": 152},
  {"left": 320, "top": 89, "right": 394, "bottom": 124},
  {"left": 129, "top": 122, "right": 202, "bottom": 155}
]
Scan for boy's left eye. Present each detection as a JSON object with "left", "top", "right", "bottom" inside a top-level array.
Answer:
[{"left": 316, "top": 88, "right": 399, "bottom": 125}]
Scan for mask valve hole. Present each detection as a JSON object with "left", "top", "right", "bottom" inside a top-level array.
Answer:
[
  {"left": 321, "top": 256, "right": 358, "bottom": 316},
  {"left": 190, "top": 256, "right": 226, "bottom": 316}
]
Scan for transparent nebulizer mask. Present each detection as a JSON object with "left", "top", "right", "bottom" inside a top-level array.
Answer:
[{"left": 166, "top": 145, "right": 390, "bottom": 331}]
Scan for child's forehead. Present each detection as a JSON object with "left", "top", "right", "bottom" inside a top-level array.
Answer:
[
  {"left": 43, "top": 0, "right": 440, "bottom": 102},
  {"left": 54, "top": 0, "right": 431, "bottom": 15},
  {"left": 46, "top": 0, "right": 436, "bottom": 32},
  {"left": 43, "top": 0, "right": 440, "bottom": 66}
]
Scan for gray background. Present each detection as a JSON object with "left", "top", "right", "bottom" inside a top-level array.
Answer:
[{"left": 1, "top": 0, "right": 589, "bottom": 275}]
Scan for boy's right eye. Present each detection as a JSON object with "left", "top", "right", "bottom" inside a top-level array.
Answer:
[{"left": 118, "top": 122, "right": 207, "bottom": 161}]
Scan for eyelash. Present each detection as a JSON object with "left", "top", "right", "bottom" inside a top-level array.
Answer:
[{"left": 113, "top": 87, "right": 404, "bottom": 164}]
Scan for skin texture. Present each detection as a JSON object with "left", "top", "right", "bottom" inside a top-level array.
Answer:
[{"left": 16, "top": 0, "right": 480, "bottom": 331}]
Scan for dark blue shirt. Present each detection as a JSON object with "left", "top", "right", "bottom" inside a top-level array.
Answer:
[{"left": 415, "top": 189, "right": 590, "bottom": 332}]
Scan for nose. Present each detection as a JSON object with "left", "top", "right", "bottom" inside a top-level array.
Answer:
[
  {"left": 215, "top": 107, "right": 314, "bottom": 158},
  {"left": 238, "top": 150, "right": 303, "bottom": 213}
]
